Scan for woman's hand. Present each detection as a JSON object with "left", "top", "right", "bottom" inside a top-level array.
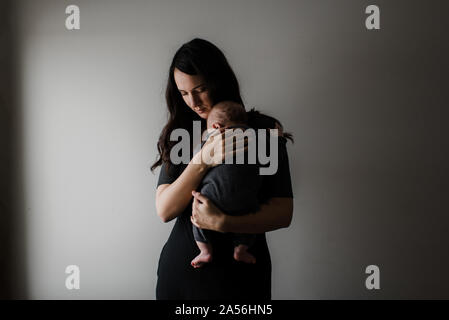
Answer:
[
  {"left": 191, "top": 128, "right": 250, "bottom": 169},
  {"left": 191, "top": 191, "right": 227, "bottom": 233}
]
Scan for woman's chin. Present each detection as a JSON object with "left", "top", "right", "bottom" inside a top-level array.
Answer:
[{"left": 198, "top": 112, "right": 209, "bottom": 119}]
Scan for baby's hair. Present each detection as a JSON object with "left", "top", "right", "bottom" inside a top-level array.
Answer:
[{"left": 210, "top": 101, "right": 248, "bottom": 127}]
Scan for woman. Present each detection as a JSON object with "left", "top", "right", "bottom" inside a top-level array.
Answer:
[{"left": 151, "top": 38, "right": 294, "bottom": 299}]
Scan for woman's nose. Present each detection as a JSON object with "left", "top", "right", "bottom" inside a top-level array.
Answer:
[{"left": 189, "top": 93, "right": 201, "bottom": 108}]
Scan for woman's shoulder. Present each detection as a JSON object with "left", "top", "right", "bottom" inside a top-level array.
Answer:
[
  {"left": 246, "top": 108, "right": 292, "bottom": 143},
  {"left": 246, "top": 108, "right": 278, "bottom": 129}
]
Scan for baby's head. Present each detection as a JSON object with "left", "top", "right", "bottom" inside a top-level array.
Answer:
[{"left": 207, "top": 101, "right": 247, "bottom": 130}]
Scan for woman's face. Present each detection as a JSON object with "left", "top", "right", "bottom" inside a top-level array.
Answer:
[{"left": 174, "top": 68, "right": 213, "bottom": 119}]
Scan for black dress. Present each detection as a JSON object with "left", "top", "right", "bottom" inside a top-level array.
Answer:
[{"left": 155, "top": 132, "right": 293, "bottom": 300}]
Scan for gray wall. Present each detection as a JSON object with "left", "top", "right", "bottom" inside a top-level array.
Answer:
[{"left": 7, "top": 0, "right": 448, "bottom": 299}]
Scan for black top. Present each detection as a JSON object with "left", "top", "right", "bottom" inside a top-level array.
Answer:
[{"left": 155, "top": 121, "right": 293, "bottom": 300}]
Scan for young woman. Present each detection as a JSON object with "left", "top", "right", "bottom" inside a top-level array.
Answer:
[{"left": 152, "top": 38, "right": 293, "bottom": 299}]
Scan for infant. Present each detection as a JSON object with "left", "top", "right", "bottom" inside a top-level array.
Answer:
[{"left": 191, "top": 101, "right": 262, "bottom": 268}]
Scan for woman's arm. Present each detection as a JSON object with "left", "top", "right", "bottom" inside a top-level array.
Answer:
[
  {"left": 156, "top": 128, "right": 244, "bottom": 222},
  {"left": 224, "top": 197, "right": 293, "bottom": 233},
  {"left": 156, "top": 155, "right": 208, "bottom": 222},
  {"left": 191, "top": 192, "right": 293, "bottom": 233}
]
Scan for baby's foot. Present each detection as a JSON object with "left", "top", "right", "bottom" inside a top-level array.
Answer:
[
  {"left": 191, "top": 251, "right": 213, "bottom": 268},
  {"left": 233, "top": 245, "right": 256, "bottom": 264}
]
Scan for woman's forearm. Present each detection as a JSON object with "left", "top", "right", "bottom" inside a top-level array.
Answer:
[
  {"left": 221, "top": 197, "right": 293, "bottom": 233},
  {"left": 156, "top": 155, "right": 209, "bottom": 222}
]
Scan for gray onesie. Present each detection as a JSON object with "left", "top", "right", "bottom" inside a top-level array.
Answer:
[{"left": 192, "top": 126, "right": 262, "bottom": 248}]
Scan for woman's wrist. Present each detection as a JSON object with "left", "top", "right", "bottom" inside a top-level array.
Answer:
[
  {"left": 190, "top": 152, "right": 210, "bottom": 172},
  {"left": 217, "top": 213, "right": 230, "bottom": 233}
]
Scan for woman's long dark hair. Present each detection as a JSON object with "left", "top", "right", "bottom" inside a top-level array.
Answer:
[{"left": 151, "top": 38, "right": 292, "bottom": 172}]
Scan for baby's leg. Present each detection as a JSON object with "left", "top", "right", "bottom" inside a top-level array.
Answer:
[
  {"left": 191, "top": 241, "right": 213, "bottom": 268},
  {"left": 233, "top": 244, "right": 256, "bottom": 264}
]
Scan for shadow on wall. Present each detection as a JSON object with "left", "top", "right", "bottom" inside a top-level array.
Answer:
[{"left": 0, "top": 0, "right": 27, "bottom": 299}]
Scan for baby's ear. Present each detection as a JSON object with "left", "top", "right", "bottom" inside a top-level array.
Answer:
[{"left": 212, "top": 123, "right": 221, "bottom": 129}]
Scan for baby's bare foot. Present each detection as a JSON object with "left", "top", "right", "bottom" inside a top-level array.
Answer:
[
  {"left": 191, "top": 251, "right": 213, "bottom": 268},
  {"left": 233, "top": 245, "right": 256, "bottom": 264}
]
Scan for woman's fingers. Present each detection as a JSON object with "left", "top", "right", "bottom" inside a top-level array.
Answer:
[
  {"left": 201, "top": 128, "right": 255, "bottom": 166},
  {"left": 204, "top": 127, "right": 226, "bottom": 143},
  {"left": 191, "top": 193, "right": 200, "bottom": 227},
  {"left": 191, "top": 191, "right": 210, "bottom": 228},
  {"left": 192, "top": 191, "right": 208, "bottom": 204},
  {"left": 222, "top": 135, "right": 252, "bottom": 162},
  {"left": 230, "top": 145, "right": 248, "bottom": 157},
  {"left": 190, "top": 215, "right": 199, "bottom": 228},
  {"left": 207, "top": 129, "right": 252, "bottom": 149}
]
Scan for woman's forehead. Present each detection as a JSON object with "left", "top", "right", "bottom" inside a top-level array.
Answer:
[{"left": 174, "top": 68, "right": 205, "bottom": 91}]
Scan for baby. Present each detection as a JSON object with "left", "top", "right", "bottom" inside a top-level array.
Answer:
[{"left": 191, "top": 101, "right": 262, "bottom": 268}]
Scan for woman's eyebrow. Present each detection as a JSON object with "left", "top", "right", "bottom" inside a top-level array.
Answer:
[{"left": 179, "top": 84, "right": 205, "bottom": 92}]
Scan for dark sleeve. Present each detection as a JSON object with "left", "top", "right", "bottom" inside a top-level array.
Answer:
[
  {"left": 261, "top": 137, "right": 294, "bottom": 199},
  {"left": 156, "top": 162, "right": 180, "bottom": 187}
]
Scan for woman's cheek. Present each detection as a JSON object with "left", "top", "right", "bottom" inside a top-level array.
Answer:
[
  {"left": 203, "top": 92, "right": 213, "bottom": 107},
  {"left": 182, "top": 96, "right": 189, "bottom": 107}
]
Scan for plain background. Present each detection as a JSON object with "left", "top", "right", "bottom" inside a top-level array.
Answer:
[{"left": 1, "top": 0, "right": 448, "bottom": 299}]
